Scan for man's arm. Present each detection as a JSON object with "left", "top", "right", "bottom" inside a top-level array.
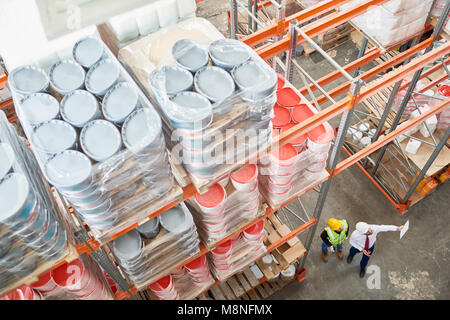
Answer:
[
  {"left": 320, "top": 230, "right": 332, "bottom": 247},
  {"left": 372, "top": 225, "right": 401, "bottom": 234}
]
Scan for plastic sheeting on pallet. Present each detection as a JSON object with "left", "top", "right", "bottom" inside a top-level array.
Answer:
[
  {"left": 0, "top": 111, "right": 73, "bottom": 295},
  {"left": 7, "top": 29, "right": 175, "bottom": 237},
  {"left": 109, "top": 203, "right": 201, "bottom": 289},
  {"left": 118, "top": 17, "right": 275, "bottom": 186}
]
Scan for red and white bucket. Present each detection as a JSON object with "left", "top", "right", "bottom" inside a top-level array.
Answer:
[
  {"left": 292, "top": 104, "right": 314, "bottom": 124},
  {"left": 195, "top": 183, "right": 226, "bottom": 215},
  {"left": 304, "top": 168, "right": 325, "bottom": 180},
  {"left": 1, "top": 285, "right": 42, "bottom": 300},
  {"left": 277, "top": 87, "right": 302, "bottom": 113},
  {"left": 269, "top": 144, "right": 299, "bottom": 175},
  {"left": 230, "top": 164, "right": 258, "bottom": 192},
  {"left": 51, "top": 259, "right": 92, "bottom": 294},
  {"left": 267, "top": 176, "right": 292, "bottom": 194},
  {"left": 31, "top": 271, "right": 57, "bottom": 292},
  {"left": 280, "top": 123, "right": 307, "bottom": 152},
  {"left": 272, "top": 105, "right": 291, "bottom": 129},
  {"left": 185, "top": 256, "right": 211, "bottom": 284},
  {"left": 307, "top": 122, "right": 334, "bottom": 153},
  {"left": 308, "top": 157, "right": 328, "bottom": 172},
  {"left": 304, "top": 147, "right": 329, "bottom": 163},
  {"left": 243, "top": 221, "right": 264, "bottom": 242},
  {"left": 149, "top": 275, "right": 178, "bottom": 300},
  {"left": 265, "top": 182, "right": 292, "bottom": 203},
  {"left": 211, "top": 240, "right": 233, "bottom": 261}
]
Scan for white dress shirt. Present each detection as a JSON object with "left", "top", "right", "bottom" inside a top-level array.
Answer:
[{"left": 349, "top": 224, "right": 398, "bottom": 251}]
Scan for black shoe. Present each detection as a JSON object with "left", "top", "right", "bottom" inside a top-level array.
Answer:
[
  {"left": 347, "top": 255, "right": 353, "bottom": 264},
  {"left": 360, "top": 268, "right": 366, "bottom": 278}
]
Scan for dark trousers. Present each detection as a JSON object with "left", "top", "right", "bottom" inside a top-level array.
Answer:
[{"left": 349, "top": 245, "right": 375, "bottom": 270}]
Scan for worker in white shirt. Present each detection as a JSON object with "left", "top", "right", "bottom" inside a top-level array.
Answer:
[{"left": 347, "top": 222, "right": 404, "bottom": 278}]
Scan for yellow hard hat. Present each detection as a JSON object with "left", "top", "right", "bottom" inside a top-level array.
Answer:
[{"left": 328, "top": 218, "right": 342, "bottom": 231}]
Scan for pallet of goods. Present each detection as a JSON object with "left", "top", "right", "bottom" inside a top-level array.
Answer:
[{"left": 118, "top": 17, "right": 274, "bottom": 193}]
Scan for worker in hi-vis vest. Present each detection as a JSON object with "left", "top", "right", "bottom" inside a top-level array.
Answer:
[{"left": 320, "top": 218, "right": 349, "bottom": 262}]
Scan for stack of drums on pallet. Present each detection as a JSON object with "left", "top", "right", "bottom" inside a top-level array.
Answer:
[
  {"left": 259, "top": 74, "right": 334, "bottom": 204},
  {"left": 184, "top": 255, "right": 212, "bottom": 285}
]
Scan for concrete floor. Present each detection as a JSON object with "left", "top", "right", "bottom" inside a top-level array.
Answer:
[{"left": 197, "top": 0, "right": 450, "bottom": 300}]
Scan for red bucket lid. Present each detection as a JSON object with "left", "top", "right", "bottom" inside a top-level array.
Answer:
[
  {"left": 438, "top": 84, "right": 450, "bottom": 96},
  {"left": 51, "top": 259, "right": 85, "bottom": 288},
  {"left": 185, "top": 255, "right": 207, "bottom": 271},
  {"left": 272, "top": 106, "right": 291, "bottom": 128},
  {"left": 32, "top": 271, "right": 52, "bottom": 289},
  {"left": 277, "top": 73, "right": 285, "bottom": 91},
  {"left": 212, "top": 240, "right": 232, "bottom": 255},
  {"left": 244, "top": 220, "right": 264, "bottom": 235},
  {"left": 277, "top": 87, "right": 301, "bottom": 107},
  {"left": 271, "top": 144, "right": 297, "bottom": 161},
  {"left": 292, "top": 104, "right": 314, "bottom": 123},
  {"left": 280, "top": 123, "right": 307, "bottom": 146},
  {"left": 195, "top": 183, "right": 226, "bottom": 208},
  {"left": 231, "top": 164, "right": 258, "bottom": 184},
  {"left": 307, "top": 123, "right": 333, "bottom": 144},
  {"left": 149, "top": 275, "right": 172, "bottom": 291}
]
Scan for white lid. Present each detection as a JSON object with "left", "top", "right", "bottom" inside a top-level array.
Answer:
[
  {"left": 194, "top": 66, "right": 235, "bottom": 101},
  {"left": 0, "top": 143, "right": 15, "bottom": 179},
  {"left": 9, "top": 65, "right": 49, "bottom": 94},
  {"left": 20, "top": 93, "right": 60, "bottom": 125},
  {"left": 170, "top": 91, "right": 212, "bottom": 122},
  {"left": 102, "top": 82, "right": 138, "bottom": 122},
  {"left": 209, "top": 39, "right": 251, "bottom": 66},
  {"left": 112, "top": 229, "right": 143, "bottom": 260},
  {"left": 262, "top": 254, "right": 273, "bottom": 264},
  {"left": 85, "top": 59, "right": 120, "bottom": 94},
  {"left": 281, "top": 264, "right": 296, "bottom": 277},
  {"left": 0, "top": 173, "right": 30, "bottom": 223},
  {"left": 160, "top": 206, "right": 190, "bottom": 233},
  {"left": 61, "top": 90, "right": 99, "bottom": 127},
  {"left": 32, "top": 120, "right": 77, "bottom": 154},
  {"left": 50, "top": 59, "right": 85, "bottom": 93},
  {"left": 81, "top": 120, "right": 121, "bottom": 161},
  {"left": 45, "top": 150, "right": 92, "bottom": 187},
  {"left": 122, "top": 108, "right": 161, "bottom": 152},
  {"left": 233, "top": 61, "right": 275, "bottom": 92},
  {"left": 73, "top": 37, "right": 104, "bottom": 68}
]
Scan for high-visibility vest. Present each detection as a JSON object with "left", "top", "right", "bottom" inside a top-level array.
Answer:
[{"left": 324, "top": 219, "right": 348, "bottom": 246}]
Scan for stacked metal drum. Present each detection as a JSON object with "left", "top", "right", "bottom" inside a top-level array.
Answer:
[
  {"left": 0, "top": 111, "right": 69, "bottom": 293},
  {"left": 8, "top": 35, "right": 174, "bottom": 233},
  {"left": 110, "top": 203, "right": 200, "bottom": 287},
  {"left": 259, "top": 74, "right": 334, "bottom": 204},
  {"left": 149, "top": 38, "right": 275, "bottom": 179}
]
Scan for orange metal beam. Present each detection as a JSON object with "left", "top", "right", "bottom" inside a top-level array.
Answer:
[
  {"left": 256, "top": 0, "right": 390, "bottom": 60},
  {"left": 242, "top": 0, "right": 351, "bottom": 48},
  {"left": 298, "top": 47, "right": 381, "bottom": 96},
  {"left": 314, "top": 37, "right": 433, "bottom": 105},
  {"left": 333, "top": 98, "right": 450, "bottom": 176},
  {"left": 358, "top": 41, "right": 450, "bottom": 102}
]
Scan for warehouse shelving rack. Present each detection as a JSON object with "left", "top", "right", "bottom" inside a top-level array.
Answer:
[{"left": 1, "top": 0, "right": 449, "bottom": 301}]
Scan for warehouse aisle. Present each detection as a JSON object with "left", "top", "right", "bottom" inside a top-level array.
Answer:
[{"left": 197, "top": 0, "right": 450, "bottom": 300}]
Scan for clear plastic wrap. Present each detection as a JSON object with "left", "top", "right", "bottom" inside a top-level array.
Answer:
[
  {"left": 0, "top": 110, "right": 74, "bottom": 296},
  {"left": 118, "top": 17, "right": 275, "bottom": 185},
  {"left": 109, "top": 203, "right": 201, "bottom": 289},
  {"left": 7, "top": 30, "right": 175, "bottom": 240},
  {"left": 148, "top": 255, "right": 214, "bottom": 300},
  {"left": 185, "top": 169, "right": 265, "bottom": 246},
  {"left": 208, "top": 222, "right": 267, "bottom": 282},
  {"left": 27, "top": 255, "right": 115, "bottom": 300},
  {"left": 258, "top": 74, "right": 332, "bottom": 207}
]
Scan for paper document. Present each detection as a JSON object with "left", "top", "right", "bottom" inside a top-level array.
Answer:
[{"left": 400, "top": 220, "right": 409, "bottom": 239}]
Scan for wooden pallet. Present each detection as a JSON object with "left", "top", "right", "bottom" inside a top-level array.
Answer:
[{"left": 263, "top": 215, "right": 307, "bottom": 270}]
